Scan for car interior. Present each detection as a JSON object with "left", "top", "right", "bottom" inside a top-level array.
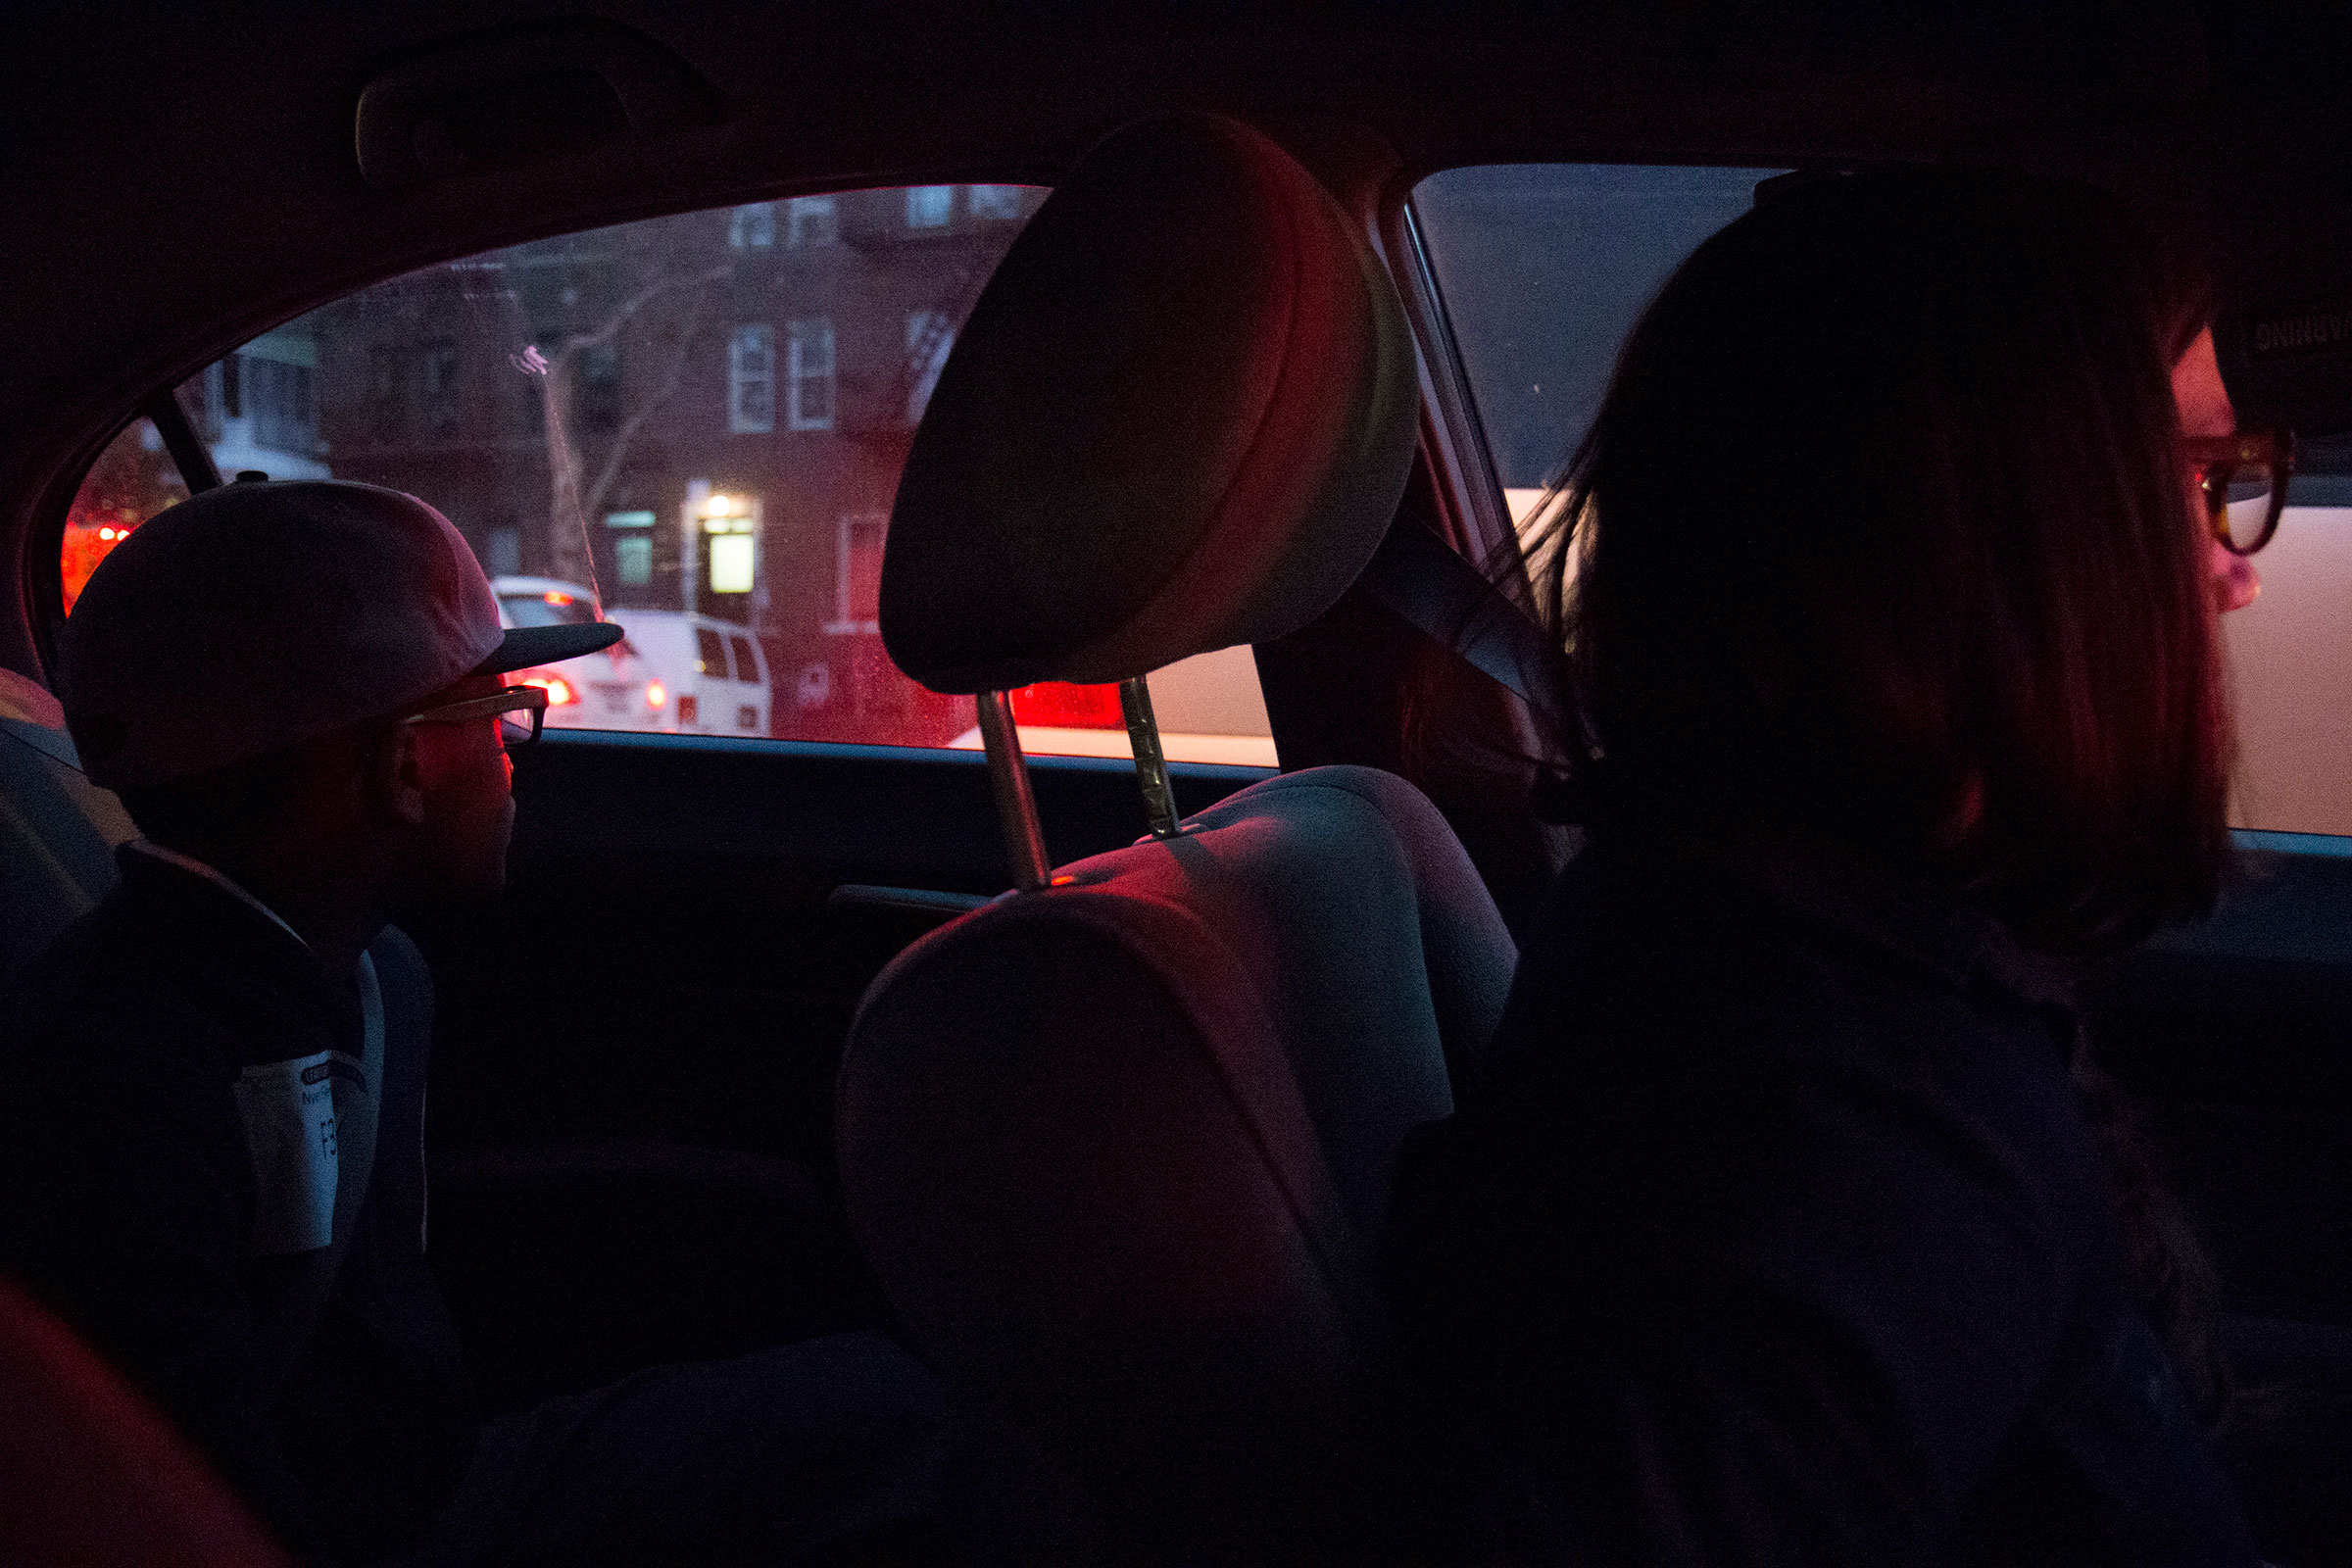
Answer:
[{"left": 10, "top": 2, "right": 2352, "bottom": 1558}]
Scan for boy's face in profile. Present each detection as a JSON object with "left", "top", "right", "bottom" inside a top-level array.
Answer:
[{"left": 402, "top": 671, "right": 518, "bottom": 902}]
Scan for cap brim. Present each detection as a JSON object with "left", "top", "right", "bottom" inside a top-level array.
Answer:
[{"left": 476, "top": 621, "right": 624, "bottom": 675}]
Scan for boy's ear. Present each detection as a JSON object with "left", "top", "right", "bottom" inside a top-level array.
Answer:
[{"left": 371, "top": 722, "right": 430, "bottom": 828}]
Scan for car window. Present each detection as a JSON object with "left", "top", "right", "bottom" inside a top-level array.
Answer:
[
  {"left": 59, "top": 416, "right": 194, "bottom": 613},
  {"left": 1410, "top": 164, "right": 1775, "bottom": 535},
  {"left": 57, "top": 185, "right": 1276, "bottom": 766},
  {"left": 498, "top": 587, "right": 599, "bottom": 627},
  {"left": 694, "top": 626, "right": 728, "bottom": 679},
  {"left": 728, "top": 634, "right": 761, "bottom": 684},
  {"left": 2213, "top": 443, "right": 2352, "bottom": 835},
  {"left": 1410, "top": 163, "right": 2352, "bottom": 837}
]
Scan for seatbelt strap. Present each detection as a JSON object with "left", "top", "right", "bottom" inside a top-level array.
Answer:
[{"left": 1352, "top": 517, "right": 1577, "bottom": 747}]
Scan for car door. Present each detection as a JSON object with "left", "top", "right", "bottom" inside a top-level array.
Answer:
[{"left": 47, "top": 183, "right": 1290, "bottom": 1409}]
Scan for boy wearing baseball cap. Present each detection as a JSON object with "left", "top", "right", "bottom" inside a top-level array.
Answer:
[{"left": 0, "top": 481, "right": 944, "bottom": 1562}]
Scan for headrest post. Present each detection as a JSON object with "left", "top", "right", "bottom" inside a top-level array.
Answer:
[
  {"left": 1118, "top": 676, "right": 1183, "bottom": 841},
  {"left": 975, "top": 690, "right": 1052, "bottom": 891}
]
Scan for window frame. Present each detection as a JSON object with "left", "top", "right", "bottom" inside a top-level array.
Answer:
[
  {"left": 24, "top": 172, "right": 1285, "bottom": 772},
  {"left": 786, "top": 194, "right": 839, "bottom": 247},
  {"left": 1375, "top": 177, "right": 1522, "bottom": 576},
  {"left": 786, "top": 317, "right": 837, "bottom": 432},
  {"left": 727, "top": 202, "right": 776, "bottom": 249},
  {"left": 727, "top": 322, "right": 777, "bottom": 435}
]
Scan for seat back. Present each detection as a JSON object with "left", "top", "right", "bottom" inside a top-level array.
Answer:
[
  {"left": 836, "top": 111, "right": 1516, "bottom": 1557},
  {"left": 842, "top": 767, "right": 1512, "bottom": 1557},
  {"left": 0, "top": 1275, "right": 287, "bottom": 1566},
  {"left": 0, "top": 669, "right": 132, "bottom": 984}
]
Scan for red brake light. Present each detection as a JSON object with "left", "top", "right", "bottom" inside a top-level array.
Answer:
[
  {"left": 544, "top": 591, "right": 572, "bottom": 606},
  {"left": 646, "top": 679, "right": 666, "bottom": 710},
  {"left": 515, "top": 671, "right": 576, "bottom": 706},
  {"left": 1007, "top": 681, "right": 1124, "bottom": 728}
]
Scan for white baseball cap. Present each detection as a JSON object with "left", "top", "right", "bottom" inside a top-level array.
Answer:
[{"left": 59, "top": 478, "right": 620, "bottom": 793}]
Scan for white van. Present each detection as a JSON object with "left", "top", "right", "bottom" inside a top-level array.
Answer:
[
  {"left": 490, "top": 575, "right": 669, "bottom": 732},
  {"left": 604, "top": 609, "right": 771, "bottom": 737}
]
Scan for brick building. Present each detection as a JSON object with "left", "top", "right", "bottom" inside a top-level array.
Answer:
[{"left": 197, "top": 182, "right": 1043, "bottom": 746}]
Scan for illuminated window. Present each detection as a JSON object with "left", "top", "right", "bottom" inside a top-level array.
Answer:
[
  {"left": 728, "top": 203, "right": 775, "bottom": 248},
  {"left": 787, "top": 318, "right": 835, "bottom": 431},
  {"left": 787, "top": 195, "right": 838, "bottom": 247},
  {"left": 906, "top": 185, "right": 954, "bottom": 228},
  {"left": 709, "top": 534, "right": 756, "bottom": 594},
  {"left": 728, "top": 324, "right": 775, "bottom": 433}
]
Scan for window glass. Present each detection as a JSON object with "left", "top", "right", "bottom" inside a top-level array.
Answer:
[
  {"left": 694, "top": 626, "right": 727, "bottom": 677},
  {"left": 786, "top": 195, "right": 838, "bottom": 248},
  {"left": 1411, "top": 163, "right": 2352, "bottom": 835},
  {"left": 729, "top": 634, "right": 761, "bottom": 684},
  {"left": 1412, "top": 165, "right": 1773, "bottom": 532},
  {"left": 2215, "top": 441, "right": 2352, "bottom": 833},
  {"left": 497, "top": 586, "right": 600, "bottom": 627},
  {"left": 728, "top": 203, "right": 775, "bottom": 249},
  {"left": 906, "top": 185, "right": 954, "bottom": 228},
  {"left": 59, "top": 185, "right": 1276, "bottom": 764},
  {"left": 60, "top": 416, "right": 192, "bottom": 613}
]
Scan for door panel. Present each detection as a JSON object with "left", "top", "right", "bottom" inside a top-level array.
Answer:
[
  {"left": 2086, "top": 837, "right": 2352, "bottom": 1333},
  {"left": 412, "top": 731, "right": 1268, "bottom": 1406}
]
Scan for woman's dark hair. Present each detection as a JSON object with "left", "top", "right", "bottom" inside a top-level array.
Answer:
[{"left": 1527, "top": 169, "right": 2230, "bottom": 954}]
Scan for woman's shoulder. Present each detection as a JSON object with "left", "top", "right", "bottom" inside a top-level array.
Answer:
[{"left": 1476, "top": 823, "right": 2092, "bottom": 1166}]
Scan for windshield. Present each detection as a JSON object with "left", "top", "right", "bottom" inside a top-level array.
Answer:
[{"left": 500, "top": 592, "right": 601, "bottom": 628}]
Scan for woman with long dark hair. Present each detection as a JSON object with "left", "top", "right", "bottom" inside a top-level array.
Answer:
[{"left": 1388, "top": 172, "right": 2274, "bottom": 1563}]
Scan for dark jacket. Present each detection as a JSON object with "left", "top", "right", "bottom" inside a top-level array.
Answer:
[
  {"left": 0, "top": 847, "right": 473, "bottom": 1557},
  {"left": 1387, "top": 823, "right": 2256, "bottom": 1565}
]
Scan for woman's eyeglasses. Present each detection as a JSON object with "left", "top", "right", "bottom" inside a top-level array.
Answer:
[
  {"left": 2187, "top": 429, "right": 2296, "bottom": 557},
  {"left": 399, "top": 686, "right": 549, "bottom": 752}
]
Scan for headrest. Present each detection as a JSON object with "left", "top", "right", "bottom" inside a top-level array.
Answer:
[{"left": 881, "top": 114, "right": 1420, "bottom": 694}]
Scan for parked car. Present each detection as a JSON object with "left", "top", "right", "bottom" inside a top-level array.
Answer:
[
  {"left": 491, "top": 575, "right": 668, "bottom": 732},
  {"left": 605, "top": 609, "right": 770, "bottom": 737}
]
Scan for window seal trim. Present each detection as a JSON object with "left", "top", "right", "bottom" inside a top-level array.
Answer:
[{"left": 1381, "top": 185, "right": 1520, "bottom": 576}]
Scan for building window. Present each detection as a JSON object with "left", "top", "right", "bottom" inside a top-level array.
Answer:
[
  {"left": 787, "top": 317, "right": 836, "bottom": 431},
  {"left": 825, "top": 513, "right": 887, "bottom": 634},
  {"left": 578, "top": 341, "right": 620, "bottom": 429},
  {"left": 728, "top": 324, "right": 775, "bottom": 433},
  {"left": 421, "top": 341, "right": 461, "bottom": 437},
  {"left": 728, "top": 203, "right": 776, "bottom": 248},
  {"left": 787, "top": 194, "right": 839, "bottom": 247},
  {"left": 905, "top": 185, "right": 954, "bottom": 228},
  {"left": 245, "top": 357, "right": 318, "bottom": 454},
  {"left": 613, "top": 533, "right": 654, "bottom": 587},
  {"left": 967, "top": 183, "right": 1023, "bottom": 220},
  {"left": 906, "top": 311, "right": 954, "bottom": 425},
  {"left": 485, "top": 526, "right": 522, "bottom": 577}
]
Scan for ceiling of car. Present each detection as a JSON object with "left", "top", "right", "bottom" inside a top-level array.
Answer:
[{"left": 6, "top": 0, "right": 2349, "bottom": 676}]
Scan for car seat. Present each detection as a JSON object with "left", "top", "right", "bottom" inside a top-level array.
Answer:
[
  {"left": 0, "top": 667, "right": 135, "bottom": 983},
  {"left": 835, "top": 113, "right": 1517, "bottom": 1561},
  {"left": 0, "top": 1274, "right": 287, "bottom": 1565}
]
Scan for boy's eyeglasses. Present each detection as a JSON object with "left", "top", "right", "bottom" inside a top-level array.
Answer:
[
  {"left": 2187, "top": 429, "right": 2296, "bottom": 557},
  {"left": 399, "top": 686, "right": 548, "bottom": 752}
]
